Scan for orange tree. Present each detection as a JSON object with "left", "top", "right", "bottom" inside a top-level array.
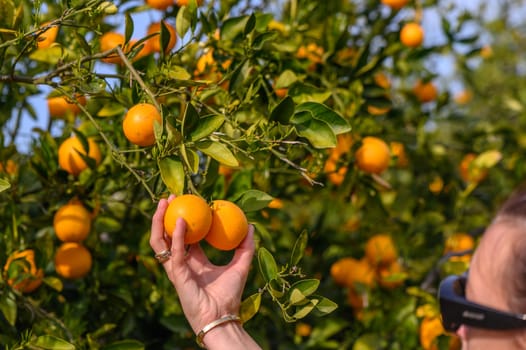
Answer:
[{"left": 0, "top": 0, "right": 524, "bottom": 349}]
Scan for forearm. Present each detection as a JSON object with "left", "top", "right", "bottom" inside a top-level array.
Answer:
[{"left": 201, "top": 322, "right": 262, "bottom": 350}]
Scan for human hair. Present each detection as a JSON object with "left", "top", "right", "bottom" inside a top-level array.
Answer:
[{"left": 493, "top": 187, "right": 526, "bottom": 313}]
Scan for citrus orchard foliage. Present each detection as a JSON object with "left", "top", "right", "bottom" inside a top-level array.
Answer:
[{"left": 1, "top": 0, "right": 525, "bottom": 349}]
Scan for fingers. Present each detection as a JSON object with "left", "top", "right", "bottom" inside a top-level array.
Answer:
[
  {"left": 230, "top": 224, "right": 256, "bottom": 274},
  {"left": 150, "top": 198, "right": 170, "bottom": 253},
  {"left": 169, "top": 217, "right": 188, "bottom": 267}
]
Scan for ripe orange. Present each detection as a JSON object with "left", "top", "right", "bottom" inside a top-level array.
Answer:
[
  {"left": 295, "top": 323, "right": 312, "bottom": 337},
  {"left": 0, "top": 159, "right": 18, "bottom": 175},
  {"left": 444, "top": 232, "right": 474, "bottom": 262},
  {"left": 122, "top": 103, "right": 162, "bottom": 147},
  {"left": 330, "top": 257, "right": 356, "bottom": 286},
  {"left": 459, "top": 153, "right": 487, "bottom": 183},
  {"left": 420, "top": 316, "right": 461, "bottom": 350},
  {"left": 428, "top": 176, "right": 444, "bottom": 194},
  {"left": 163, "top": 194, "right": 213, "bottom": 244},
  {"left": 389, "top": 141, "right": 409, "bottom": 167},
  {"left": 345, "top": 258, "right": 376, "bottom": 289},
  {"left": 354, "top": 136, "right": 390, "bottom": 174},
  {"left": 100, "top": 32, "right": 126, "bottom": 64},
  {"left": 145, "top": 21, "right": 177, "bottom": 53},
  {"left": 400, "top": 22, "right": 424, "bottom": 48},
  {"left": 37, "top": 21, "right": 59, "bottom": 49},
  {"left": 377, "top": 260, "right": 405, "bottom": 289},
  {"left": 267, "top": 198, "right": 283, "bottom": 209},
  {"left": 413, "top": 80, "right": 438, "bottom": 103},
  {"left": 58, "top": 136, "right": 102, "bottom": 176},
  {"left": 367, "top": 105, "right": 391, "bottom": 115},
  {"left": 146, "top": 0, "right": 174, "bottom": 10},
  {"left": 53, "top": 202, "right": 92, "bottom": 242},
  {"left": 365, "top": 234, "right": 397, "bottom": 266},
  {"left": 3, "top": 249, "right": 44, "bottom": 293},
  {"left": 205, "top": 200, "right": 249, "bottom": 251},
  {"left": 47, "top": 95, "right": 87, "bottom": 118},
  {"left": 454, "top": 90, "right": 473, "bottom": 105},
  {"left": 324, "top": 157, "right": 347, "bottom": 186},
  {"left": 381, "top": 0, "right": 409, "bottom": 10},
  {"left": 54, "top": 242, "right": 92, "bottom": 279}
]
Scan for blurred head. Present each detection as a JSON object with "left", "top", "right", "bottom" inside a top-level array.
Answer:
[{"left": 453, "top": 188, "right": 526, "bottom": 349}]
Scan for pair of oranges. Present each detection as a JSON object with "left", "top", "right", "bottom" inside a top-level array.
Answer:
[
  {"left": 52, "top": 201, "right": 94, "bottom": 280},
  {"left": 163, "top": 194, "right": 249, "bottom": 251}
]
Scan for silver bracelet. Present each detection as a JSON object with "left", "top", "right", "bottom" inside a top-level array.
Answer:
[{"left": 196, "top": 314, "right": 241, "bottom": 348}]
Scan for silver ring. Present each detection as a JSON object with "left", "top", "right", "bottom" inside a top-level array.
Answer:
[{"left": 154, "top": 249, "right": 172, "bottom": 264}]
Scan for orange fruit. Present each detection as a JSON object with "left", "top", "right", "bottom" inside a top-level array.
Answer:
[
  {"left": 47, "top": 95, "right": 87, "bottom": 118},
  {"left": 176, "top": 0, "right": 203, "bottom": 6},
  {"left": 365, "top": 234, "right": 397, "bottom": 266},
  {"left": 163, "top": 194, "right": 213, "bottom": 244},
  {"left": 400, "top": 22, "right": 424, "bottom": 48},
  {"left": 58, "top": 136, "right": 102, "bottom": 176},
  {"left": 268, "top": 198, "right": 284, "bottom": 209},
  {"left": 428, "top": 176, "right": 444, "bottom": 194},
  {"left": 3, "top": 249, "right": 44, "bottom": 293},
  {"left": 295, "top": 323, "right": 312, "bottom": 337},
  {"left": 346, "top": 258, "right": 376, "bottom": 289},
  {"left": 419, "top": 316, "right": 445, "bottom": 350},
  {"left": 389, "top": 141, "right": 409, "bottom": 167},
  {"left": 54, "top": 242, "right": 92, "bottom": 279},
  {"left": 374, "top": 72, "right": 391, "bottom": 89},
  {"left": 444, "top": 232, "right": 474, "bottom": 262},
  {"left": 324, "top": 157, "right": 347, "bottom": 186},
  {"left": 459, "top": 153, "right": 488, "bottom": 183},
  {"left": 37, "top": 21, "right": 59, "bottom": 49},
  {"left": 53, "top": 202, "right": 92, "bottom": 242},
  {"left": 100, "top": 32, "right": 126, "bottom": 64},
  {"left": 381, "top": 0, "right": 409, "bottom": 10},
  {"left": 205, "top": 200, "right": 249, "bottom": 251},
  {"left": 413, "top": 80, "right": 438, "bottom": 103},
  {"left": 480, "top": 45, "right": 492, "bottom": 59},
  {"left": 367, "top": 105, "right": 391, "bottom": 115},
  {"left": 354, "top": 136, "right": 390, "bottom": 174},
  {"left": 122, "top": 103, "right": 162, "bottom": 147},
  {"left": 347, "top": 287, "right": 367, "bottom": 311},
  {"left": 454, "top": 90, "right": 473, "bottom": 105},
  {"left": 0, "top": 159, "right": 18, "bottom": 175},
  {"left": 145, "top": 21, "right": 177, "bottom": 53},
  {"left": 377, "top": 260, "right": 405, "bottom": 289},
  {"left": 146, "top": 0, "right": 174, "bottom": 10},
  {"left": 330, "top": 257, "right": 356, "bottom": 286}
]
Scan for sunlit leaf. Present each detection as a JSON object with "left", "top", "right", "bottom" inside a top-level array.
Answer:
[
  {"left": 158, "top": 156, "right": 185, "bottom": 195},
  {"left": 196, "top": 140, "right": 239, "bottom": 167},
  {"left": 0, "top": 292, "right": 16, "bottom": 326},
  {"left": 232, "top": 189, "right": 273, "bottom": 212},
  {"left": 290, "top": 230, "right": 308, "bottom": 267},
  {"left": 258, "top": 247, "right": 278, "bottom": 283},
  {"left": 30, "top": 335, "right": 75, "bottom": 350},
  {"left": 189, "top": 114, "right": 225, "bottom": 141},
  {"left": 291, "top": 111, "right": 337, "bottom": 149},
  {"left": 296, "top": 102, "right": 350, "bottom": 135},
  {"left": 0, "top": 178, "right": 11, "bottom": 193},
  {"left": 221, "top": 15, "right": 250, "bottom": 41},
  {"left": 240, "top": 293, "right": 261, "bottom": 323}
]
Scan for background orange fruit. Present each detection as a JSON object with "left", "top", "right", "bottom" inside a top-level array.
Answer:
[
  {"left": 54, "top": 242, "right": 92, "bottom": 279},
  {"left": 459, "top": 153, "right": 488, "bottom": 183},
  {"left": 163, "top": 194, "right": 213, "bottom": 244},
  {"left": 381, "top": 0, "right": 409, "bottom": 10},
  {"left": 58, "top": 136, "right": 102, "bottom": 176},
  {"left": 413, "top": 80, "right": 438, "bottom": 103},
  {"left": 53, "top": 202, "right": 92, "bottom": 242},
  {"left": 100, "top": 32, "right": 126, "bottom": 64},
  {"left": 145, "top": 21, "right": 177, "bottom": 53},
  {"left": 3, "top": 249, "right": 44, "bottom": 293},
  {"left": 37, "top": 22, "right": 59, "bottom": 49},
  {"left": 47, "top": 95, "right": 87, "bottom": 118},
  {"left": 400, "top": 22, "right": 424, "bottom": 48},
  {"left": 205, "top": 200, "right": 249, "bottom": 251},
  {"left": 123, "top": 103, "right": 162, "bottom": 147},
  {"left": 354, "top": 136, "right": 391, "bottom": 174},
  {"left": 365, "top": 234, "right": 397, "bottom": 266},
  {"left": 146, "top": 0, "right": 174, "bottom": 10}
]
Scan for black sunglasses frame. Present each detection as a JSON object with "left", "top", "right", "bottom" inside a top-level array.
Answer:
[{"left": 438, "top": 274, "right": 526, "bottom": 332}]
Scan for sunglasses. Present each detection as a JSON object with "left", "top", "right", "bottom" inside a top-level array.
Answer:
[{"left": 438, "top": 274, "right": 526, "bottom": 332}]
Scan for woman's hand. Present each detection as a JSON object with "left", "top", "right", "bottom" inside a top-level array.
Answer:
[{"left": 149, "top": 196, "right": 256, "bottom": 334}]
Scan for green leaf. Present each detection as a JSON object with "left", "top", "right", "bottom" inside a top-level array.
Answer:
[
  {"left": 158, "top": 156, "right": 185, "bottom": 195},
  {"left": 221, "top": 15, "right": 250, "bottom": 41},
  {"left": 244, "top": 13, "right": 256, "bottom": 35},
  {"left": 258, "top": 247, "right": 278, "bottom": 283},
  {"left": 291, "top": 299, "right": 317, "bottom": 320},
  {"left": 97, "top": 103, "right": 126, "bottom": 117},
  {"left": 0, "top": 178, "right": 11, "bottom": 193},
  {"left": 160, "top": 20, "right": 171, "bottom": 54},
  {"left": 181, "top": 103, "right": 200, "bottom": 140},
  {"left": 296, "top": 102, "right": 350, "bottom": 135},
  {"left": 290, "top": 230, "right": 308, "bottom": 267},
  {"left": 270, "top": 96, "right": 294, "bottom": 124},
  {"left": 474, "top": 150, "right": 502, "bottom": 168},
  {"left": 311, "top": 296, "right": 338, "bottom": 316},
  {"left": 176, "top": 6, "right": 191, "bottom": 38},
  {"left": 240, "top": 293, "right": 261, "bottom": 323},
  {"left": 289, "top": 83, "right": 332, "bottom": 104},
  {"left": 352, "top": 333, "right": 386, "bottom": 350},
  {"left": 43, "top": 276, "right": 63, "bottom": 291},
  {"left": 196, "top": 140, "right": 239, "bottom": 167},
  {"left": 0, "top": 0, "right": 15, "bottom": 28},
  {"left": 252, "top": 31, "right": 277, "bottom": 50},
  {"left": 232, "top": 189, "right": 273, "bottom": 212},
  {"left": 288, "top": 279, "right": 320, "bottom": 305},
  {"left": 179, "top": 144, "right": 199, "bottom": 174},
  {"left": 275, "top": 70, "right": 298, "bottom": 89},
  {"left": 290, "top": 111, "right": 337, "bottom": 149},
  {"left": 0, "top": 292, "right": 16, "bottom": 326},
  {"left": 29, "top": 45, "right": 65, "bottom": 64},
  {"left": 101, "top": 339, "right": 145, "bottom": 350},
  {"left": 30, "top": 335, "right": 75, "bottom": 350},
  {"left": 189, "top": 114, "right": 225, "bottom": 141},
  {"left": 124, "top": 13, "right": 134, "bottom": 44}
]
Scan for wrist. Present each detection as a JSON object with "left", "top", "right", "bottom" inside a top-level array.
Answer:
[{"left": 199, "top": 318, "right": 260, "bottom": 350}]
